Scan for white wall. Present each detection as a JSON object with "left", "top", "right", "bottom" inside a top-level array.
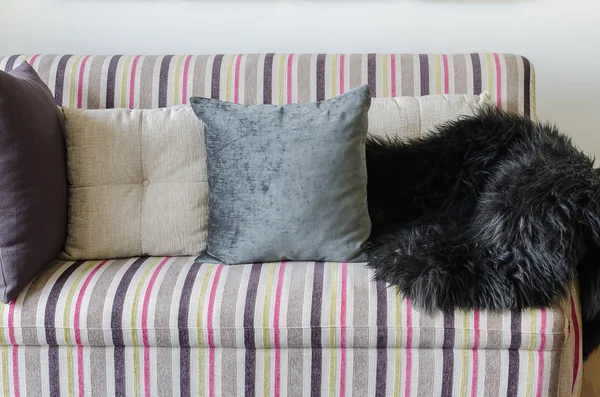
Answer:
[{"left": 2, "top": 0, "right": 599, "bottom": 158}]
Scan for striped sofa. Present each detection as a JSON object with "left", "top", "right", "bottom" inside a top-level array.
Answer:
[{"left": 0, "top": 54, "right": 583, "bottom": 397}]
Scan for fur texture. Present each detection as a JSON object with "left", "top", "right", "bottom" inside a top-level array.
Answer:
[{"left": 365, "top": 106, "right": 600, "bottom": 361}]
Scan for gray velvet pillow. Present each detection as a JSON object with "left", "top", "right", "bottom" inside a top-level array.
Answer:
[{"left": 190, "top": 85, "right": 372, "bottom": 264}]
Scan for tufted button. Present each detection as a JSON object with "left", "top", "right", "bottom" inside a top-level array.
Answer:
[{"left": 142, "top": 179, "right": 150, "bottom": 187}]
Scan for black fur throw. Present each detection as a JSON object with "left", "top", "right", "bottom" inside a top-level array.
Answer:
[{"left": 365, "top": 106, "right": 600, "bottom": 361}]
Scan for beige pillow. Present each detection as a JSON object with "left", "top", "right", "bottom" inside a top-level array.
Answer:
[
  {"left": 60, "top": 93, "right": 490, "bottom": 260},
  {"left": 368, "top": 92, "right": 492, "bottom": 140},
  {"left": 60, "top": 105, "right": 208, "bottom": 260}
]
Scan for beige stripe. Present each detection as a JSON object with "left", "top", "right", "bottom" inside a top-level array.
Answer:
[
  {"left": 348, "top": 54, "right": 362, "bottom": 93},
  {"left": 190, "top": 55, "right": 208, "bottom": 100},
  {"left": 286, "top": 263, "right": 308, "bottom": 346},
  {"left": 451, "top": 54, "right": 467, "bottom": 94},
  {"left": 35, "top": 56, "right": 56, "bottom": 94},
  {"left": 399, "top": 54, "right": 415, "bottom": 97},
  {"left": 218, "top": 265, "right": 242, "bottom": 347},
  {"left": 89, "top": 346, "right": 107, "bottom": 396},
  {"left": 296, "top": 54, "right": 312, "bottom": 104},
  {"left": 155, "top": 257, "right": 192, "bottom": 346},
  {"left": 309, "top": 54, "right": 318, "bottom": 102},
  {"left": 504, "top": 54, "right": 519, "bottom": 114},
  {"left": 84, "top": 56, "right": 102, "bottom": 109},
  {"left": 352, "top": 266, "right": 370, "bottom": 393},
  {"left": 23, "top": 347, "right": 41, "bottom": 396},
  {"left": 18, "top": 261, "right": 63, "bottom": 346},
  {"left": 220, "top": 348, "right": 237, "bottom": 397},
  {"left": 243, "top": 54, "right": 259, "bottom": 105},
  {"left": 138, "top": 56, "right": 156, "bottom": 109},
  {"left": 85, "top": 259, "right": 123, "bottom": 346}
]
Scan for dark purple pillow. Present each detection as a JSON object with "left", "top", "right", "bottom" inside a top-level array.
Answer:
[{"left": 0, "top": 62, "right": 67, "bottom": 303}]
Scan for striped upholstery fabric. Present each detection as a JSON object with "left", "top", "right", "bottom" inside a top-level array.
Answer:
[
  {"left": 0, "top": 53, "right": 582, "bottom": 396},
  {"left": 0, "top": 258, "right": 581, "bottom": 396},
  {"left": 0, "top": 53, "right": 535, "bottom": 117}
]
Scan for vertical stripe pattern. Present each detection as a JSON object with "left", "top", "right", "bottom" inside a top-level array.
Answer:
[
  {"left": 1, "top": 53, "right": 532, "bottom": 116},
  {"left": 0, "top": 52, "right": 577, "bottom": 396},
  {"left": 0, "top": 257, "right": 583, "bottom": 396}
]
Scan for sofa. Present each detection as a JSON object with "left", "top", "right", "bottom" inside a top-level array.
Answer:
[{"left": 0, "top": 53, "right": 583, "bottom": 397}]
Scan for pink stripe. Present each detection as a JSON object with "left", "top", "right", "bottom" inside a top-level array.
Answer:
[
  {"left": 286, "top": 54, "right": 294, "bottom": 103},
  {"left": 536, "top": 309, "right": 547, "bottom": 397},
  {"left": 8, "top": 301, "right": 19, "bottom": 397},
  {"left": 404, "top": 298, "right": 412, "bottom": 396},
  {"left": 274, "top": 262, "right": 287, "bottom": 397},
  {"left": 29, "top": 54, "right": 40, "bottom": 67},
  {"left": 390, "top": 54, "right": 396, "bottom": 97},
  {"left": 142, "top": 257, "right": 170, "bottom": 397},
  {"left": 339, "top": 54, "right": 345, "bottom": 95},
  {"left": 339, "top": 262, "right": 348, "bottom": 397},
  {"left": 442, "top": 54, "right": 449, "bottom": 94},
  {"left": 207, "top": 264, "right": 224, "bottom": 397},
  {"left": 128, "top": 55, "right": 141, "bottom": 109},
  {"left": 233, "top": 54, "right": 242, "bottom": 104},
  {"left": 74, "top": 260, "right": 108, "bottom": 397},
  {"left": 571, "top": 296, "right": 581, "bottom": 391},
  {"left": 471, "top": 310, "right": 481, "bottom": 397},
  {"left": 493, "top": 53, "right": 502, "bottom": 108},
  {"left": 182, "top": 55, "right": 193, "bottom": 104},
  {"left": 77, "top": 55, "right": 91, "bottom": 108}
]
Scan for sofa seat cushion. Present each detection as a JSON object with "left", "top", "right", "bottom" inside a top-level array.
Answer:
[{"left": 0, "top": 257, "right": 575, "bottom": 352}]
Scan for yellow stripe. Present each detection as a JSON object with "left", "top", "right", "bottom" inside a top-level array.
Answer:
[
  {"left": 460, "top": 312, "right": 469, "bottom": 397},
  {"left": 0, "top": 303, "right": 8, "bottom": 397},
  {"left": 330, "top": 54, "right": 338, "bottom": 98},
  {"left": 526, "top": 311, "right": 537, "bottom": 396},
  {"left": 224, "top": 55, "right": 235, "bottom": 103},
  {"left": 262, "top": 263, "right": 277, "bottom": 397},
  {"left": 394, "top": 290, "right": 402, "bottom": 397},
  {"left": 119, "top": 56, "right": 133, "bottom": 108},
  {"left": 68, "top": 56, "right": 82, "bottom": 108},
  {"left": 130, "top": 257, "right": 161, "bottom": 397},
  {"left": 382, "top": 55, "right": 388, "bottom": 97},
  {"left": 173, "top": 56, "right": 185, "bottom": 105},
  {"left": 328, "top": 264, "right": 338, "bottom": 395},
  {"left": 196, "top": 264, "right": 216, "bottom": 394},
  {"left": 434, "top": 55, "right": 442, "bottom": 95},
  {"left": 62, "top": 260, "right": 99, "bottom": 397},
  {"left": 278, "top": 54, "right": 286, "bottom": 105},
  {"left": 486, "top": 53, "right": 494, "bottom": 100}
]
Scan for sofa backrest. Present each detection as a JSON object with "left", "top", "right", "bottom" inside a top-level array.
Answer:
[{"left": 0, "top": 53, "right": 535, "bottom": 117}]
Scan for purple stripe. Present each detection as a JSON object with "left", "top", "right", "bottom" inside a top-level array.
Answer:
[
  {"left": 316, "top": 54, "right": 326, "bottom": 101},
  {"left": 177, "top": 261, "right": 203, "bottom": 397},
  {"left": 419, "top": 54, "right": 429, "bottom": 96},
  {"left": 441, "top": 310, "right": 455, "bottom": 397},
  {"left": 4, "top": 55, "right": 20, "bottom": 71},
  {"left": 507, "top": 310, "right": 521, "bottom": 397},
  {"left": 105, "top": 55, "right": 123, "bottom": 108},
  {"left": 375, "top": 280, "right": 387, "bottom": 397},
  {"left": 522, "top": 57, "right": 531, "bottom": 119},
  {"left": 111, "top": 257, "right": 146, "bottom": 397},
  {"left": 470, "top": 53, "right": 482, "bottom": 95},
  {"left": 262, "top": 53, "right": 274, "bottom": 104},
  {"left": 367, "top": 53, "right": 376, "bottom": 97},
  {"left": 244, "top": 263, "right": 263, "bottom": 397},
  {"left": 209, "top": 54, "right": 224, "bottom": 100},
  {"left": 158, "top": 55, "right": 174, "bottom": 108},
  {"left": 44, "top": 260, "right": 85, "bottom": 397},
  {"left": 310, "top": 262, "right": 325, "bottom": 397},
  {"left": 53, "top": 54, "right": 73, "bottom": 106}
]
